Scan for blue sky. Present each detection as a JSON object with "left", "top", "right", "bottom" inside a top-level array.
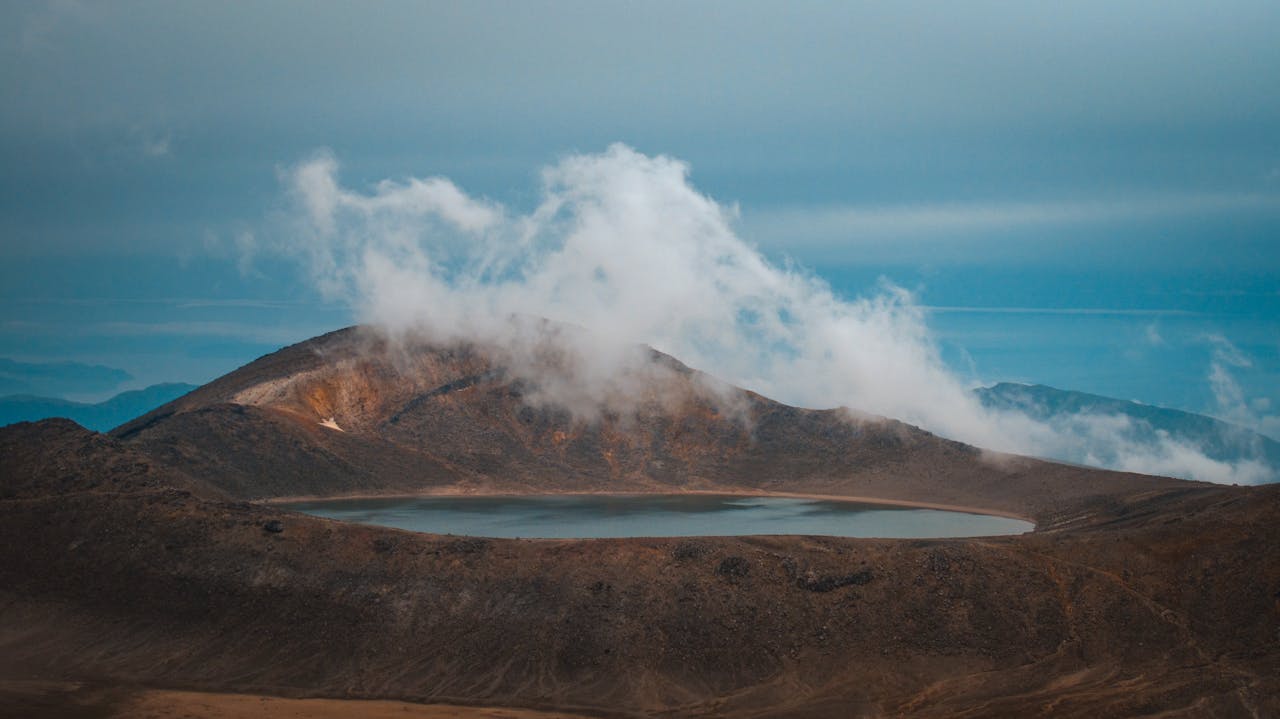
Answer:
[{"left": 1, "top": 1, "right": 1277, "bottom": 441}]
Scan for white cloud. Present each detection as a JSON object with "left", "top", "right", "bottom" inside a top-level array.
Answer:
[
  {"left": 141, "top": 135, "right": 170, "bottom": 158},
  {"left": 1109, "top": 430, "right": 1272, "bottom": 486},
  {"left": 1203, "top": 335, "right": 1280, "bottom": 443},
  {"left": 261, "top": 144, "right": 1276, "bottom": 484},
  {"left": 1012, "top": 410, "right": 1274, "bottom": 486},
  {"left": 1144, "top": 322, "right": 1166, "bottom": 347}
]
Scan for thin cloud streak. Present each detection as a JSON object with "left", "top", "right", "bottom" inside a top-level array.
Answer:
[
  {"left": 8, "top": 297, "right": 328, "bottom": 310},
  {"left": 745, "top": 192, "right": 1280, "bottom": 246},
  {"left": 925, "top": 306, "right": 1202, "bottom": 317},
  {"left": 89, "top": 321, "right": 327, "bottom": 346}
]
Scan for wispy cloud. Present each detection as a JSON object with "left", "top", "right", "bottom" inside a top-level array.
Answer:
[
  {"left": 1144, "top": 322, "right": 1167, "bottom": 347},
  {"left": 1203, "top": 335, "right": 1279, "bottom": 442},
  {"left": 8, "top": 297, "right": 328, "bottom": 311},
  {"left": 139, "top": 134, "right": 171, "bottom": 159},
  {"left": 748, "top": 192, "right": 1280, "bottom": 241},
  {"left": 171, "top": 299, "right": 321, "bottom": 311}
]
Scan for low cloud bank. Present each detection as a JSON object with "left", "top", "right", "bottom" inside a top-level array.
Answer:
[
  {"left": 983, "top": 401, "right": 1276, "bottom": 486},
  {"left": 254, "top": 144, "right": 1274, "bottom": 484}
]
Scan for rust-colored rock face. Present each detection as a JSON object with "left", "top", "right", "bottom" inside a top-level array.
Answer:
[
  {"left": 3, "top": 325, "right": 1277, "bottom": 717},
  {"left": 110, "top": 325, "right": 1188, "bottom": 521}
]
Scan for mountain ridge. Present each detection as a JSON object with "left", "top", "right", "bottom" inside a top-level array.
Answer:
[
  {"left": 0, "top": 356, "right": 133, "bottom": 397},
  {"left": 0, "top": 382, "right": 198, "bottom": 432},
  {"left": 109, "top": 324, "right": 1193, "bottom": 523}
]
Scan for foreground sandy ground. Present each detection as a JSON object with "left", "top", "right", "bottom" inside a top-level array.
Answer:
[
  {"left": 0, "top": 681, "right": 594, "bottom": 719},
  {"left": 121, "top": 690, "right": 595, "bottom": 719},
  {"left": 4, "top": 419, "right": 1278, "bottom": 717}
]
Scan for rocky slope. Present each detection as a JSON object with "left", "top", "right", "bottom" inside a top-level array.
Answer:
[
  {"left": 2, "top": 324, "right": 1277, "bottom": 717},
  {"left": 2, "top": 420, "right": 1277, "bottom": 717},
  {"left": 111, "top": 325, "right": 1188, "bottom": 523}
]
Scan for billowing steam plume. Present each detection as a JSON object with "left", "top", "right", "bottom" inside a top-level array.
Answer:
[{"left": 257, "top": 144, "right": 1274, "bottom": 485}]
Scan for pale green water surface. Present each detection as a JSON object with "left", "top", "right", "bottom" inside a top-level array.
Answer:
[{"left": 282, "top": 494, "right": 1032, "bottom": 539}]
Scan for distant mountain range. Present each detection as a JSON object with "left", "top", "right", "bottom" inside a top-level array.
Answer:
[
  {"left": 976, "top": 382, "right": 1280, "bottom": 481},
  {"left": 106, "top": 325, "right": 1176, "bottom": 515},
  {"left": 0, "top": 357, "right": 133, "bottom": 397},
  {"left": 0, "top": 382, "right": 198, "bottom": 432},
  {"left": 5, "top": 354, "right": 1275, "bottom": 485}
]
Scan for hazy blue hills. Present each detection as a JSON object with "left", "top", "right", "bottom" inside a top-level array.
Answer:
[
  {"left": 977, "top": 382, "right": 1280, "bottom": 482},
  {"left": 0, "top": 383, "right": 198, "bottom": 432},
  {"left": 0, "top": 358, "right": 133, "bottom": 397}
]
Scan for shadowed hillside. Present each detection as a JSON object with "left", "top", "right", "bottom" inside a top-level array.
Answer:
[
  {"left": 2, "top": 419, "right": 1277, "bottom": 717},
  {"left": 112, "top": 325, "right": 1190, "bottom": 523},
  {"left": 2, "top": 324, "right": 1276, "bottom": 717}
]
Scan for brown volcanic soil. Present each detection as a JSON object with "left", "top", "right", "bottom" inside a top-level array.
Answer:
[
  {"left": 2, "top": 326, "right": 1278, "bottom": 717},
  {"left": 117, "top": 691, "right": 597, "bottom": 718},
  {"left": 111, "top": 326, "right": 1190, "bottom": 523},
  {"left": 0, "top": 681, "right": 595, "bottom": 719},
  {"left": 2, "top": 420, "right": 1277, "bottom": 717}
]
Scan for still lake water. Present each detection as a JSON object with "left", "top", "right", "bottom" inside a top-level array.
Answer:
[{"left": 282, "top": 494, "right": 1032, "bottom": 539}]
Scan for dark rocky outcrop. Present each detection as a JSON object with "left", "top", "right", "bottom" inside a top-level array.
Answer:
[
  {"left": 795, "top": 569, "right": 873, "bottom": 592},
  {"left": 716, "top": 556, "right": 751, "bottom": 577}
]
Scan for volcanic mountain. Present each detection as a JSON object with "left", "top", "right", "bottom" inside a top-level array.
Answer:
[
  {"left": 2, "top": 324, "right": 1277, "bottom": 717},
  {"left": 111, "top": 324, "right": 1183, "bottom": 521}
]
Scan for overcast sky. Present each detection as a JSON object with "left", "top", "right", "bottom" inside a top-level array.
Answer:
[
  {"left": 4, "top": 1, "right": 1278, "bottom": 255},
  {"left": 1, "top": 1, "right": 1277, "bottom": 422}
]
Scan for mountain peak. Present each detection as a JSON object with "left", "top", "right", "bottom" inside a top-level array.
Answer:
[{"left": 104, "top": 324, "right": 1193, "bottom": 520}]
